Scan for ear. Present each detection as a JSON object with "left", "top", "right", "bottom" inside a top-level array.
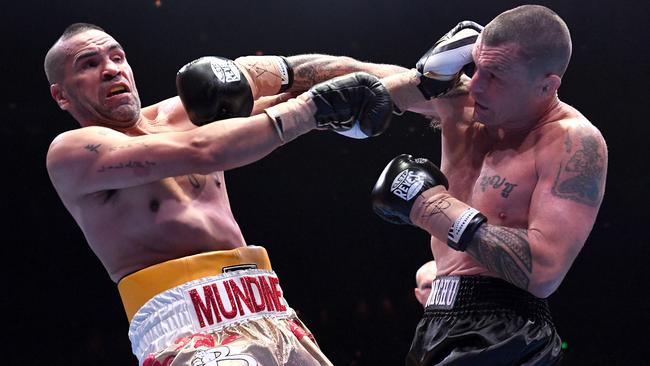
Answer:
[
  {"left": 540, "top": 74, "right": 561, "bottom": 97},
  {"left": 50, "top": 84, "right": 69, "bottom": 110}
]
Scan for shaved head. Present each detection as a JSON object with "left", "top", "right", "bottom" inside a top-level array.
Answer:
[
  {"left": 482, "top": 5, "right": 572, "bottom": 77},
  {"left": 44, "top": 23, "right": 106, "bottom": 84}
]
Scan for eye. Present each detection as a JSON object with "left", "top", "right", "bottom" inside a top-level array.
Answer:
[
  {"left": 83, "top": 60, "right": 99, "bottom": 69},
  {"left": 111, "top": 55, "right": 123, "bottom": 63}
]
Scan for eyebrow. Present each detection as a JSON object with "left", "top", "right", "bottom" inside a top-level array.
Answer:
[{"left": 73, "top": 44, "right": 124, "bottom": 67}]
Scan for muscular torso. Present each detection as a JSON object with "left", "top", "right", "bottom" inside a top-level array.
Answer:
[
  {"left": 432, "top": 102, "right": 577, "bottom": 278},
  {"left": 77, "top": 171, "right": 245, "bottom": 282},
  {"left": 53, "top": 100, "right": 246, "bottom": 282}
]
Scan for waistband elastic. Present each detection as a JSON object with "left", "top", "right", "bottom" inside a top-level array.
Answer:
[
  {"left": 118, "top": 246, "right": 272, "bottom": 322},
  {"left": 424, "top": 275, "right": 553, "bottom": 324}
]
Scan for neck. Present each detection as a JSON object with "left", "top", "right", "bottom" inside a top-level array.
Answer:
[
  {"left": 113, "top": 115, "right": 160, "bottom": 136},
  {"left": 487, "top": 95, "right": 562, "bottom": 141}
]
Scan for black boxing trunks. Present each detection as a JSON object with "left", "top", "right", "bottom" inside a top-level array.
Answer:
[
  {"left": 407, "top": 275, "right": 562, "bottom": 366},
  {"left": 118, "top": 246, "right": 332, "bottom": 366}
]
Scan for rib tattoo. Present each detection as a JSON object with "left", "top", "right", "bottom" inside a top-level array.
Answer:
[{"left": 467, "top": 225, "right": 532, "bottom": 290}]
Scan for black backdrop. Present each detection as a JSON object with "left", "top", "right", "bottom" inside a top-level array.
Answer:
[{"left": 2, "top": 0, "right": 648, "bottom": 365}]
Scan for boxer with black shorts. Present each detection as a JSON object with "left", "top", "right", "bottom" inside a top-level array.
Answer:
[
  {"left": 368, "top": 5, "right": 607, "bottom": 365},
  {"left": 43, "top": 23, "right": 394, "bottom": 365}
]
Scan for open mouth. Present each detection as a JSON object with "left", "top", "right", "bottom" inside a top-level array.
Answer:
[{"left": 107, "top": 84, "right": 130, "bottom": 97}]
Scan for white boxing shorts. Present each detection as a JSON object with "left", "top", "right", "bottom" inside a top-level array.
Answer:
[{"left": 118, "top": 246, "right": 332, "bottom": 366}]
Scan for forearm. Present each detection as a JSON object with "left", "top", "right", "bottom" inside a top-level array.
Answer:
[
  {"left": 410, "top": 190, "right": 542, "bottom": 294},
  {"left": 286, "top": 54, "right": 409, "bottom": 93},
  {"left": 195, "top": 111, "right": 312, "bottom": 172},
  {"left": 465, "top": 224, "right": 533, "bottom": 292}
]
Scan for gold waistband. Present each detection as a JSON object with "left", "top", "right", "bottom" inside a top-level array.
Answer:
[{"left": 117, "top": 246, "right": 272, "bottom": 322}]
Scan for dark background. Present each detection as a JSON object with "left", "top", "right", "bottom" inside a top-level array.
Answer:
[{"left": 3, "top": 0, "right": 648, "bottom": 365}]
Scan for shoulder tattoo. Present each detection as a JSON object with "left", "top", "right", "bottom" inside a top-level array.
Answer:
[{"left": 551, "top": 128, "right": 606, "bottom": 207}]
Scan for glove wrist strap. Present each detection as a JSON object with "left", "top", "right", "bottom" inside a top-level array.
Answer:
[
  {"left": 447, "top": 208, "right": 487, "bottom": 251},
  {"left": 264, "top": 93, "right": 316, "bottom": 144}
]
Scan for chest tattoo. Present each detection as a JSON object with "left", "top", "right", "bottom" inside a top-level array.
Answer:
[{"left": 479, "top": 175, "right": 518, "bottom": 198}]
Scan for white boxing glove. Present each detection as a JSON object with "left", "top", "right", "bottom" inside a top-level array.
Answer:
[{"left": 415, "top": 21, "right": 483, "bottom": 99}]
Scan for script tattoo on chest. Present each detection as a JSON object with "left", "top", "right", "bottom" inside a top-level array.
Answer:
[
  {"left": 552, "top": 134, "right": 604, "bottom": 207},
  {"left": 479, "top": 175, "right": 518, "bottom": 198}
]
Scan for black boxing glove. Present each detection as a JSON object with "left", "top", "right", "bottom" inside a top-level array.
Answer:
[
  {"left": 372, "top": 154, "right": 488, "bottom": 251},
  {"left": 309, "top": 72, "right": 393, "bottom": 139},
  {"left": 263, "top": 72, "right": 393, "bottom": 143},
  {"left": 176, "top": 56, "right": 254, "bottom": 126},
  {"left": 415, "top": 21, "right": 483, "bottom": 99},
  {"left": 371, "top": 154, "right": 449, "bottom": 225}
]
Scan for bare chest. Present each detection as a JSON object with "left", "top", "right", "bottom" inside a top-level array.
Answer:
[{"left": 451, "top": 148, "right": 537, "bottom": 227}]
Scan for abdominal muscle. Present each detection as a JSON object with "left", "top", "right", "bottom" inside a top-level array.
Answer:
[{"left": 74, "top": 172, "right": 246, "bottom": 282}]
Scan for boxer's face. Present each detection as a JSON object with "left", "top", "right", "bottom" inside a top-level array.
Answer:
[
  {"left": 52, "top": 29, "right": 141, "bottom": 127},
  {"left": 469, "top": 40, "right": 540, "bottom": 129}
]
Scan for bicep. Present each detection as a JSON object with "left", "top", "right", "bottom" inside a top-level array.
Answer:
[{"left": 528, "top": 126, "right": 607, "bottom": 271}]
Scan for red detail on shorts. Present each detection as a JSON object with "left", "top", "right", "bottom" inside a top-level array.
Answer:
[
  {"left": 192, "top": 333, "right": 216, "bottom": 348},
  {"left": 220, "top": 281, "right": 239, "bottom": 319},
  {"left": 172, "top": 335, "right": 191, "bottom": 351},
  {"left": 245, "top": 276, "right": 267, "bottom": 312},
  {"left": 143, "top": 355, "right": 174, "bottom": 366},
  {"left": 288, "top": 320, "right": 306, "bottom": 340},
  {"left": 269, "top": 276, "right": 286, "bottom": 311},
  {"left": 189, "top": 285, "right": 222, "bottom": 328},
  {"left": 229, "top": 278, "right": 254, "bottom": 315},
  {"left": 220, "top": 334, "right": 241, "bottom": 345}
]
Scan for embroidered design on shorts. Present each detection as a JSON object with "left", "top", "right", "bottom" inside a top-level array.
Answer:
[{"left": 191, "top": 346, "right": 258, "bottom": 366}]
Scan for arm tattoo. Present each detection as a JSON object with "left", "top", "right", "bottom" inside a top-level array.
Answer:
[
  {"left": 466, "top": 225, "right": 532, "bottom": 290},
  {"left": 551, "top": 133, "right": 605, "bottom": 207},
  {"left": 97, "top": 160, "right": 156, "bottom": 172},
  {"left": 109, "top": 142, "right": 149, "bottom": 152},
  {"left": 85, "top": 144, "right": 101, "bottom": 153},
  {"left": 286, "top": 55, "right": 360, "bottom": 92}
]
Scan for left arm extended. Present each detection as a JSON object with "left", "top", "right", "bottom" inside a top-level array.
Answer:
[{"left": 286, "top": 54, "right": 409, "bottom": 92}]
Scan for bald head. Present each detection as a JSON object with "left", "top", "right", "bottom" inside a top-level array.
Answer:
[
  {"left": 414, "top": 260, "right": 437, "bottom": 307},
  {"left": 482, "top": 5, "right": 572, "bottom": 77},
  {"left": 44, "top": 23, "right": 106, "bottom": 84}
]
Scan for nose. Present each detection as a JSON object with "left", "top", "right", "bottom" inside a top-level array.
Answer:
[
  {"left": 468, "top": 70, "right": 484, "bottom": 96},
  {"left": 101, "top": 59, "right": 120, "bottom": 81}
]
